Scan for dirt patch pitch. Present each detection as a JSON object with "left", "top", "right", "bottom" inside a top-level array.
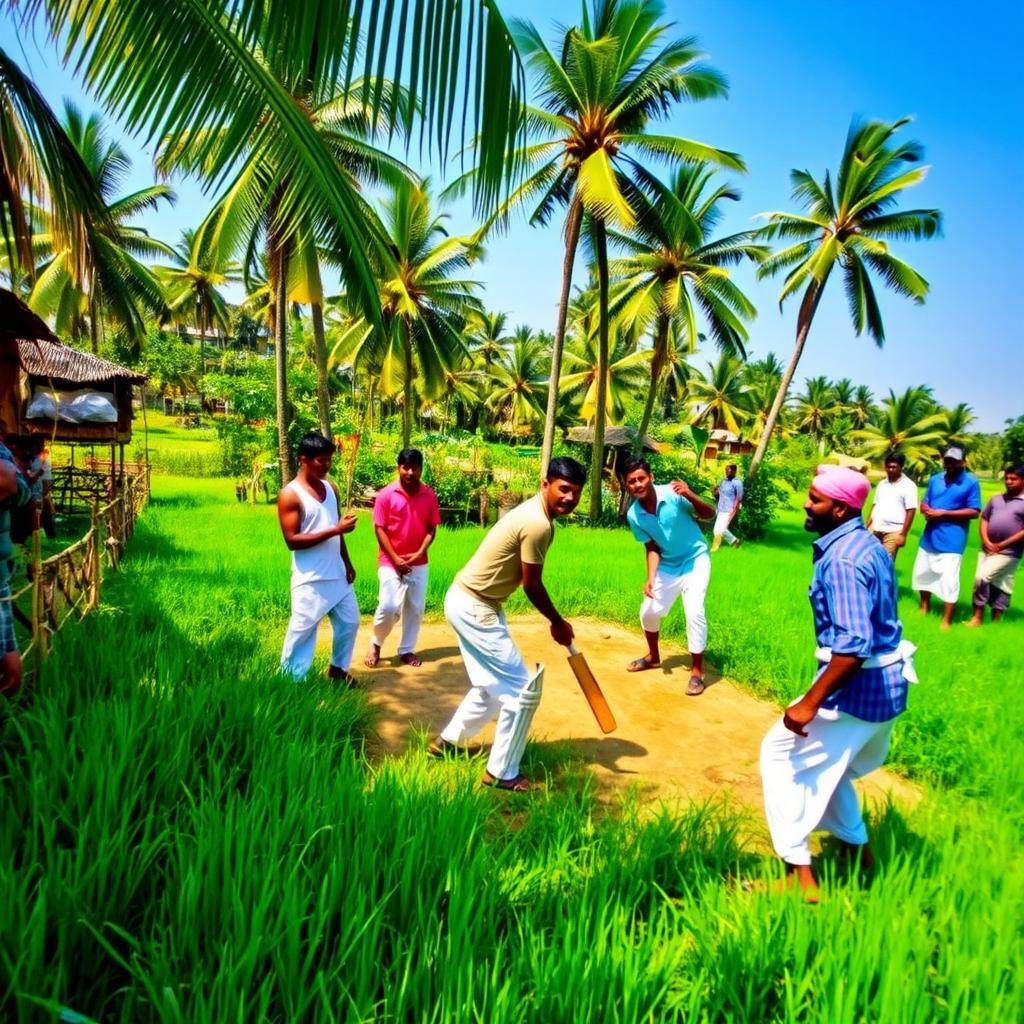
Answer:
[{"left": 338, "top": 616, "right": 918, "bottom": 812}]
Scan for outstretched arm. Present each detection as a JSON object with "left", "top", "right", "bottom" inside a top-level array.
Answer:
[{"left": 522, "top": 561, "right": 573, "bottom": 646}]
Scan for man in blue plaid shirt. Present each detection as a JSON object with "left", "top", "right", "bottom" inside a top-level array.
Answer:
[{"left": 760, "top": 464, "right": 916, "bottom": 901}]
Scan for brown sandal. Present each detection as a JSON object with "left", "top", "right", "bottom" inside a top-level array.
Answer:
[
  {"left": 399, "top": 652, "right": 422, "bottom": 667},
  {"left": 482, "top": 772, "right": 530, "bottom": 792},
  {"left": 364, "top": 645, "right": 380, "bottom": 668},
  {"left": 627, "top": 656, "right": 660, "bottom": 672},
  {"left": 686, "top": 675, "right": 706, "bottom": 696}
]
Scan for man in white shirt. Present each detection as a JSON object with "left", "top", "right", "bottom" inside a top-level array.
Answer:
[{"left": 866, "top": 451, "right": 918, "bottom": 560}]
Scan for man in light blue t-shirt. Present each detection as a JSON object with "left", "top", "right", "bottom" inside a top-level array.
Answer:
[
  {"left": 912, "top": 445, "right": 981, "bottom": 629},
  {"left": 623, "top": 457, "right": 715, "bottom": 695}
]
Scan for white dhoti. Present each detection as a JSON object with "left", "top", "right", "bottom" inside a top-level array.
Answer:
[
  {"left": 912, "top": 548, "right": 962, "bottom": 603},
  {"left": 639, "top": 553, "right": 711, "bottom": 653},
  {"left": 713, "top": 511, "right": 738, "bottom": 545},
  {"left": 760, "top": 709, "right": 894, "bottom": 865},
  {"left": 280, "top": 579, "right": 360, "bottom": 680},
  {"left": 372, "top": 563, "right": 429, "bottom": 655},
  {"left": 440, "top": 584, "right": 541, "bottom": 782}
]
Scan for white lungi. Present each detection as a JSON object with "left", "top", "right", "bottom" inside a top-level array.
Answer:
[
  {"left": 760, "top": 708, "right": 894, "bottom": 865},
  {"left": 639, "top": 553, "right": 711, "bottom": 653},
  {"left": 912, "top": 548, "right": 962, "bottom": 603},
  {"left": 713, "top": 511, "right": 738, "bottom": 545},
  {"left": 439, "top": 584, "right": 536, "bottom": 782},
  {"left": 372, "top": 563, "right": 429, "bottom": 655},
  {"left": 280, "top": 579, "right": 360, "bottom": 680}
]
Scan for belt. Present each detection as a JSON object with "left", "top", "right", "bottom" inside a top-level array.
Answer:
[{"left": 815, "top": 639, "right": 919, "bottom": 683}]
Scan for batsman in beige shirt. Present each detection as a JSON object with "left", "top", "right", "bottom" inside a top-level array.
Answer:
[{"left": 430, "top": 458, "right": 587, "bottom": 791}]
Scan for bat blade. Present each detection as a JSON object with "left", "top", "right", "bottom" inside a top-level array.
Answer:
[{"left": 567, "top": 646, "right": 616, "bottom": 733}]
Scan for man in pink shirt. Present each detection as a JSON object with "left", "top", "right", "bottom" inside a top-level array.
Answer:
[{"left": 365, "top": 448, "right": 442, "bottom": 667}]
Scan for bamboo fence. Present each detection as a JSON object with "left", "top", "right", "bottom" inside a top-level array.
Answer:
[{"left": 4, "top": 468, "right": 151, "bottom": 677}]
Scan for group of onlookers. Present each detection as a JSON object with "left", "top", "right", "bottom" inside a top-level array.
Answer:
[{"left": 867, "top": 446, "right": 1024, "bottom": 628}]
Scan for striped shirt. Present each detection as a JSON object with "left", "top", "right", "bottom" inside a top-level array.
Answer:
[{"left": 810, "top": 518, "right": 907, "bottom": 722}]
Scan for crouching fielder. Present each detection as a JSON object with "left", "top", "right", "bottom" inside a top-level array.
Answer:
[
  {"left": 761, "top": 465, "right": 916, "bottom": 901},
  {"left": 278, "top": 432, "right": 360, "bottom": 684},
  {"left": 430, "top": 457, "right": 586, "bottom": 792},
  {"left": 623, "top": 458, "right": 715, "bottom": 696}
]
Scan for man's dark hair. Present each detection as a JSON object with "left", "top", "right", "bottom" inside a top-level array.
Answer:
[
  {"left": 726, "top": 462, "right": 737, "bottom": 470},
  {"left": 884, "top": 451, "right": 906, "bottom": 467},
  {"left": 297, "top": 431, "right": 336, "bottom": 460},
  {"left": 623, "top": 456, "right": 651, "bottom": 477},
  {"left": 1007, "top": 465, "right": 1024, "bottom": 477},
  {"left": 397, "top": 448, "right": 423, "bottom": 468},
  {"left": 545, "top": 456, "right": 587, "bottom": 486}
]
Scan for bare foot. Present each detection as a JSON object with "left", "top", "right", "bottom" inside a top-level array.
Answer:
[
  {"left": 399, "top": 652, "right": 422, "bottom": 667},
  {"left": 364, "top": 644, "right": 381, "bottom": 668}
]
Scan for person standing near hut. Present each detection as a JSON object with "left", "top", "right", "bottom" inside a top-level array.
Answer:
[
  {"left": 430, "top": 457, "right": 586, "bottom": 792},
  {"left": 364, "top": 448, "right": 441, "bottom": 668},
  {"left": 278, "top": 432, "right": 360, "bottom": 684},
  {"left": 0, "top": 438, "right": 32, "bottom": 694},
  {"left": 623, "top": 457, "right": 715, "bottom": 696},
  {"left": 711, "top": 463, "right": 744, "bottom": 551}
]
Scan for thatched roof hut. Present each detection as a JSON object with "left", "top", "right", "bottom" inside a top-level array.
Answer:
[{"left": 566, "top": 425, "right": 664, "bottom": 453}]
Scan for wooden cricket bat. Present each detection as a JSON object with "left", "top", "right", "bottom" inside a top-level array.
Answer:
[{"left": 567, "top": 643, "right": 617, "bottom": 733}]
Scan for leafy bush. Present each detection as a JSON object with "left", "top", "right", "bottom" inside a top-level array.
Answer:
[
  {"left": 1002, "top": 416, "right": 1024, "bottom": 469},
  {"left": 767, "top": 435, "right": 821, "bottom": 492},
  {"left": 213, "top": 418, "right": 265, "bottom": 477},
  {"left": 352, "top": 444, "right": 396, "bottom": 494},
  {"left": 735, "top": 460, "right": 786, "bottom": 539}
]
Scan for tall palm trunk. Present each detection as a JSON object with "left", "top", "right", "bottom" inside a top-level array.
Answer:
[
  {"left": 540, "top": 196, "right": 583, "bottom": 479},
  {"left": 197, "top": 320, "right": 206, "bottom": 418},
  {"left": 401, "top": 319, "right": 414, "bottom": 447},
  {"left": 636, "top": 315, "right": 669, "bottom": 447},
  {"left": 270, "top": 215, "right": 292, "bottom": 484},
  {"left": 747, "top": 276, "right": 828, "bottom": 480},
  {"left": 310, "top": 299, "right": 332, "bottom": 437},
  {"left": 88, "top": 286, "right": 99, "bottom": 354},
  {"left": 589, "top": 218, "right": 610, "bottom": 520}
]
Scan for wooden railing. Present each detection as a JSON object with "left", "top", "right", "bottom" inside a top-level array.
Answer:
[{"left": 5, "top": 468, "right": 150, "bottom": 675}]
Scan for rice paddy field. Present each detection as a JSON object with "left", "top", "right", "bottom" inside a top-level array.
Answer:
[{"left": 1, "top": 473, "right": 1020, "bottom": 1021}]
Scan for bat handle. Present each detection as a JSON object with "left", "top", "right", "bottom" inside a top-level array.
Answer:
[{"left": 567, "top": 643, "right": 580, "bottom": 657}]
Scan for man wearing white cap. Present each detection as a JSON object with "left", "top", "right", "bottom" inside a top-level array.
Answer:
[
  {"left": 912, "top": 446, "right": 981, "bottom": 629},
  {"left": 760, "top": 465, "right": 916, "bottom": 901}
]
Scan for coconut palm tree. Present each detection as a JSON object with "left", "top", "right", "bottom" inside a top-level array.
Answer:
[
  {"left": 453, "top": 0, "right": 743, "bottom": 511},
  {"left": 28, "top": 103, "right": 174, "bottom": 350},
  {"left": 793, "top": 376, "right": 843, "bottom": 440},
  {"left": 854, "top": 386, "right": 948, "bottom": 468},
  {"left": 154, "top": 228, "right": 243, "bottom": 412},
  {"left": 608, "top": 163, "right": 764, "bottom": 444},
  {"left": 0, "top": 46, "right": 105, "bottom": 285},
  {"left": 333, "top": 180, "right": 483, "bottom": 447},
  {"left": 486, "top": 328, "right": 549, "bottom": 435},
  {"left": 943, "top": 402, "right": 976, "bottom": 449},
  {"left": 748, "top": 117, "right": 942, "bottom": 478},
  {"left": 850, "top": 384, "right": 876, "bottom": 429},
  {"left": 559, "top": 326, "right": 651, "bottom": 427},
  {"left": 468, "top": 309, "right": 511, "bottom": 369},
  {"left": 686, "top": 353, "right": 751, "bottom": 435}
]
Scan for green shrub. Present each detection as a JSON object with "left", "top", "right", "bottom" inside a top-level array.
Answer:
[
  {"left": 213, "top": 418, "right": 265, "bottom": 477},
  {"left": 736, "top": 459, "right": 785, "bottom": 539}
]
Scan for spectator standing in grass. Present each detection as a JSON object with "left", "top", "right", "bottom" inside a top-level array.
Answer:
[
  {"left": 623, "top": 457, "right": 715, "bottom": 696},
  {"left": 0, "top": 438, "right": 32, "bottom": 695},
  {"left": 429, "top": 457, "right": 586, "bottom": 792},
  {"left": 711, "top": 463, "right": 744, "bottom": 551},
  {"left": 912, "top": 446, "right": 982, "bottom": 628},
  {"left": 277, "top": 432, "right": 360, "bottom": 684},
  {"left": 866, "top": 451, "right": 918, "bottom": 560},
  {"left": 967, "top": 465, "right": 1024, "bottom": 627},
  {"left": 760, "top": 464, "right": 916, "bottom": 902},
  {"left": 39, "top": 441, "right": 55, "bottom": 539},
  {"left": 364, "top": 448, "right": 441, "bottom": 668}
]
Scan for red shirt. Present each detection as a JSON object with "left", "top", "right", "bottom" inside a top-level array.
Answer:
[{"left": 372, "top": 480, "right": 441, "bottom": 568}]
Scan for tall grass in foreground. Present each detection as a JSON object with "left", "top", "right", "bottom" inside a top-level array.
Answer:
[{"left": 0, "top": 476, "right": 1020, "bottom": 1020}]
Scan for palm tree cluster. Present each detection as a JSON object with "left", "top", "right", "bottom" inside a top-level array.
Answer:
[{"left": 2, "top": 0, "right": 949, "bottom": 502}]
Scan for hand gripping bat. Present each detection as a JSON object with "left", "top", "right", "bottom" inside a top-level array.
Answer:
[{"left": 566, "top": 643, "right": 616, "bottom": 733}]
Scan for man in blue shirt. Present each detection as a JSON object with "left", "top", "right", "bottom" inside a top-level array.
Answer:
[
  {"left": 623, "top": 457, "right": 715, "bottom": 696},
  {"left": 711, "top": 463, "right": 744, "bottom": 551},
  {"left": 912, "top": 445, "right": 982, "bottom": 629},
  {"left": 760, "top": 464, "right": 915, "bottom": 902}
]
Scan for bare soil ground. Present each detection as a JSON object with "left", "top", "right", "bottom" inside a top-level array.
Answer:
[{"left": 340, "top": 616, "right": 918, "bottom": 813}]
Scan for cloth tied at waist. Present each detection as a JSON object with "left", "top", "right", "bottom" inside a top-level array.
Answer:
[{"left": 814, "top": 638, "right": 918, "bottom": 684}]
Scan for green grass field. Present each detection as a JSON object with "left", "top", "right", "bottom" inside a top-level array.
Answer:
[{"left": 1, "top": 474, "right": 1020, "bottom": 1021}]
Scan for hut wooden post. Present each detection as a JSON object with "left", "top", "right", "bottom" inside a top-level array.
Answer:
[{"left": 90, "top": 498, "right": 102, "bottom": 610}]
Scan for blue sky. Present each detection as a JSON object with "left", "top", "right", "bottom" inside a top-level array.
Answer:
[{"left": 3, "top": 1, "right": 1021, "bottom": 430}]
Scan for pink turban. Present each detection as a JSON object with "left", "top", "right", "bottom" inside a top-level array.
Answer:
[{"left": 812, "top": 464, "right": 870, "bottom": 510}]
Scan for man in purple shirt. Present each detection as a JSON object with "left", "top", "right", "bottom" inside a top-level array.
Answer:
[
  {"left": 968, "top": 465, "right": 1024, "bottom": 627},
  {"left": 760, "top": 465, "right": 916, "bottom": 902}
]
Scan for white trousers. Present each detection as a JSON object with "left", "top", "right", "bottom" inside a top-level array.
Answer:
[
  {"left": 440, "top": 585, "right": 537, "bottom": 781},
  {"left": 912, "top": 548, "right": 962, "bottom": 603},
  {"left": 280, "top": 580, "right": 360, "bottom": 680},
  {"left": 713, "top": 511, "right": 737, "bottom": 544},
  {"left": 372, "top": 563, "right": 428, "bottom": 655},
  {"left": 760, "top": 709, "right": 895, "bottom": 866},
  {"left": 640, "top": 553, "right": 711, "bottom": 653}
]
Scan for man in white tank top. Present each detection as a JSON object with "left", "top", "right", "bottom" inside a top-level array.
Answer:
[{"left": 277, "top": 432, "right": 360, "bottom": 683}]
